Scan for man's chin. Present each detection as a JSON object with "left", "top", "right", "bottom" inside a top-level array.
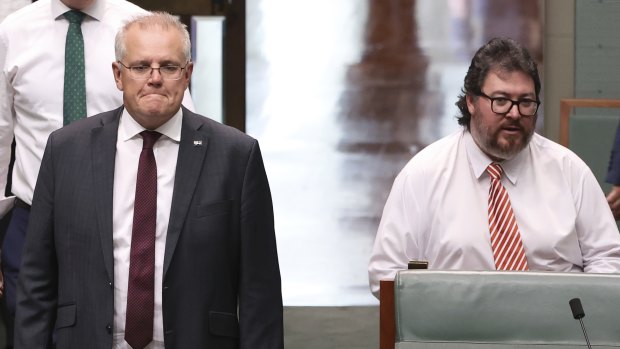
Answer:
[
  {"left": 138, "top": 99, "right": 168, "bottom": 114},
  {"left": 491, "top": 140, "right": 527, "bottom": 160}
]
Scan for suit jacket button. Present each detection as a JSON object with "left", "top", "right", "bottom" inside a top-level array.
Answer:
[{"left": 106, "top": 324, "right": 112, "bottom": 334}]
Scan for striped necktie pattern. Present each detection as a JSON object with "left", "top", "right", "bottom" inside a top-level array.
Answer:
[{"left": 486, "top": 163, "right": 529, "bottom": 271}]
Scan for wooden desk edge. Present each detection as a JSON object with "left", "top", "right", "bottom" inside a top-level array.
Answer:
[{"left": 379, "top": 279, "right": 395, "bottom": 349}]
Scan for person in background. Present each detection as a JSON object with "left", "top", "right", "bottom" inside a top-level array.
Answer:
[
  {"left": 1, "top": 2, "right": 45, "bottom": 347},
  {"left": 0, "top": 0, "right": 44, "bottom": 349},
  {"left": 605, "top": 122, "right": 620, "bottom": 220},
  {"left": 0, "top": 0, "right": 30, "bottom": 21},
  {"left": 368, "top": 37, "right": 620, "bottom": 298},
  {"left": 15, "top": 12, "right": 283, "bottom": 349},
  {"left": 0, "top": 1, "right": 194, "bottom": 344}
]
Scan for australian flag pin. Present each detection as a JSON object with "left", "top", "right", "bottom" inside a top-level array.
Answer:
[{"left": 193, "top": 140, "right": 202, "bottom": 147}]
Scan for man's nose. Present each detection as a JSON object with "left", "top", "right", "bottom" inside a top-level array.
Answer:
[
  {"left": 148, "top": 67, "right": 164, "bottom": 83},
  {"left": 505, "top": 103, "right": 521, "bottom": 119}
]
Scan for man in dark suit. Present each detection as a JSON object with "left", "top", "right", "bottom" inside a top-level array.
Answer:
[
  {"left": 15, "top": 12, "right": 283, "bottom": 349},
  {"left": 607, "top": 122, "right": 620, "bottom": 220}
]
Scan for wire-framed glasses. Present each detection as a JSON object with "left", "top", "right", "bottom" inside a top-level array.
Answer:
[{"left": 118, "top": 61, "right": 190, "bottom": 80}]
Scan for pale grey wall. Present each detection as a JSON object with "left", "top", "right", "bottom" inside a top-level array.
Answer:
[
  {"left": 545, "top": 0, "right": 620, "bottom": 141},
  {"left": 575, "top": 0, "right": 620, "bottom": 102},
  {"left": 546, "top": 0, "right": 620, "bottom": 193},
  {"left": 543, "top": 0, "right": 575, "bottom": 142}
]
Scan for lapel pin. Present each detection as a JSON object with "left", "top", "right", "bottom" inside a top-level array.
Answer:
[{"left": 193, "top": 140, "right": 203, "bottom": 147}]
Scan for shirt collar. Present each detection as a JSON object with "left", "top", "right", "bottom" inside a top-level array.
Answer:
[
  {"left": 463, "top": 129, "right": 529, "bottom": 185},
  {"left": 52, "top": 0, "right": 105, "bottom": 22},
  {"left": 118, "top": 107, "right": 183, "bottom": 144}
]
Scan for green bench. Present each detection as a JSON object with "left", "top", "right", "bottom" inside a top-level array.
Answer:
[{"left": 394, "top": 270, "right": 620, "bottom": 348}]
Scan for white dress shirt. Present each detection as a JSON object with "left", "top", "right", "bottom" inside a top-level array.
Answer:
[
  {"left": 112, "top": 108, "right": 181, "bottom": 349},
  {"left": 368, "top": 129, "right": 620, "bottom": 297},
  {"left": 0, "top": 0, "right": 193, "bottom": 205},
  {"left": 0, "top": 0, "right": 29, "bottom": 22},
  {"left": 0, "top": 0, "right": 147, "bottom": 204}
]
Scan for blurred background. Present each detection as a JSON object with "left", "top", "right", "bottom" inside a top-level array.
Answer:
[{"left": 3, "top": 0, "right": 620, "bottom": 348}]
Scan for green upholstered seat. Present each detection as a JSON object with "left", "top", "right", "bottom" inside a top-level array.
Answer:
[
  {"left": 569, "top": 114, "right": 620, "bottom": 194},
  {"left": 394, "top": 270, "right": 620, "bottom": 348}
]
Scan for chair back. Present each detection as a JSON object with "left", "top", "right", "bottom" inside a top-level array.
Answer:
[
  {"left": 394, "top": 271, "right": 620, "bottom": 348},
  {"left": 559, "top": 98, "right": 620, "bottom": 194}
]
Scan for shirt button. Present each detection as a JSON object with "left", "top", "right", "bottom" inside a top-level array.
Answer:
[{"left": 106, "top": 324, "right": 112, "bottom": 334}]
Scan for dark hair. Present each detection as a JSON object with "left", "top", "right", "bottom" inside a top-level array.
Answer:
[{"left": 455, "top": 37, "right": 541, "bottom": 129}]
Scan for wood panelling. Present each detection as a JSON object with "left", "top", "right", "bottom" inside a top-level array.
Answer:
[{"left": 129, "top": 0, "right": 226, "bottom": 16}]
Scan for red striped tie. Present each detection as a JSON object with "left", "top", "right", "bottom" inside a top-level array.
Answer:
[{"left": 487, "top": 163, "right": 529, "bottom": 271}]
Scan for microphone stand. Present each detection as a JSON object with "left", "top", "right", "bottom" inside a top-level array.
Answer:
[
  {"left": 569, "top": 298, "right": 593, "bottom": 349},
  {"left": 576, "top": 317, "right": 592, "bottom": 349}
]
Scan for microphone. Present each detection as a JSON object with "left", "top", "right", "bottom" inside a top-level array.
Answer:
[{"left": 569, "top": 298, "right": 592, "bottom": 349}]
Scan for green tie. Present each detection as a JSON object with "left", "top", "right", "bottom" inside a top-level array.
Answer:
[{"left": 63, "top": 10, "right": 86, "bottom": 125}]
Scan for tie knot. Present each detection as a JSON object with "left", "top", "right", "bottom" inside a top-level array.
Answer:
[
  {"left": 64, "top": 10, "right": 85, "bottom": 24},
  {"left": 140, "top": 131, "right": 162, "bottom": 149},
  {"left": 486, "top": 163, "right": 503, "bottom": 180}
]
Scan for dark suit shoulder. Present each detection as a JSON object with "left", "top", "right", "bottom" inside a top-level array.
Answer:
[
  {"left": 49, "top": 107, "right": 122, "bottom": 143},
  {"left": 183, "top": 108, "right": 257, "bottom": 147}
]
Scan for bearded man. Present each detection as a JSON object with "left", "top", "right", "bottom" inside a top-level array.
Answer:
[{"left": 368, "top": 37, "right": 620, "bottom": 298}]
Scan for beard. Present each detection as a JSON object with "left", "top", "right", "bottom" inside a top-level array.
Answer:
[{"left": 470, "top": 115, "right": 535, "bottom": 161}]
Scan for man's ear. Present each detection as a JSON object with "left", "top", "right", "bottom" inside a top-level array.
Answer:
[
  {"left": 183, "top": 61, "right": 194, "bottom": 88},
  {"left": 466, "top": 94, "right": 476, "bottom": 115},
  {"left": 112, "top": 62, "right": 123, "bottom": 91}
]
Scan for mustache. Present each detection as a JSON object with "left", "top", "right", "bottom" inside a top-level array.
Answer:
[{"left": 500, "top": 121, "right": 525, "bottom": 131}]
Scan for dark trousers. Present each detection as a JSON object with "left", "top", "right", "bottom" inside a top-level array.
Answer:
[
  {"left": 0, "top": 210, "right": 14, "bottom": 348},
  {"left": 1, "top": 205, "right": 29, "bottom": 345}
]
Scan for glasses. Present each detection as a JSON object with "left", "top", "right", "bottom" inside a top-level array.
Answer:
[
  {"left": 478, "top": 92, "right": 540, "bottom": 117},
  {"left": 118, "top": 61, "right": 189, "bottom": 80}
]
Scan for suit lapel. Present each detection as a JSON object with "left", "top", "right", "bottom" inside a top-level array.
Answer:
[
  {"left": 91, "top": 107, "right": 122, "bottom": 283},
  {"left": 163, "top": 109, "right": 209, "bottom": 277}
]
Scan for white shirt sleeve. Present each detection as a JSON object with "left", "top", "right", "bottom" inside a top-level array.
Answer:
[
  {"left": 573, "top": 160, "right": 620, "bottom": 272},
  {"left": 0, "top": 28, "right": 15, "bottom": 202},
  {"left": 368, "top": 170, "right": 422, "bottom": 298}
]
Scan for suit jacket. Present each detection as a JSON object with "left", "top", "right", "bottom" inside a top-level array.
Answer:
[
  {"left": 607, "top": 121, "right": 620, "bottom": 185},
  {"left": 15, "top": 106, "right": 283, "bottom": 349}
]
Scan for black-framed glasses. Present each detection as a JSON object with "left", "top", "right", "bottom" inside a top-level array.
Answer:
[
  {"left": 478, "top": 92, "right": 540, "bottom": 117},
  {"left": 118, "top": 61, "right": 189, "bottom": 80}
]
